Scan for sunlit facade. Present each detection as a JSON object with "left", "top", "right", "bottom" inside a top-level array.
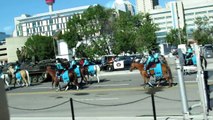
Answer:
[
  {"left": 142, "top": 0, "right": 213, "bottom": 43},
  {"left": 13, "top": 5, "right": 90, "bottom": 37},
  {"left": 136, "top": 0, "right": 159, "bottom": 13}
]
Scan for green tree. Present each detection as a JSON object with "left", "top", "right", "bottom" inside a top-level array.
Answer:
[
  {"left": 63, "top": 5, "right": 115, "bottom": 59},
  {"left": 166, "top": 27, "right": 187, "bottom": 46},
  {"left": 25, "top": 35, "right": 55, "bottom": 61},
  {"left": 134, "top": 13, "right": 159, "bottom": 52},
  {"left": 112, "top": 11, "right": 137, "bottom": 54},
  {"left": 193, "top": 16, "right": 213, "bottom": 44}
]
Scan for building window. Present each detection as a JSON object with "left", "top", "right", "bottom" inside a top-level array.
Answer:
[
  {"left": 185, "top": 13, "right": 194, "bottom": 16},
  {"left": 196, "top": 11, "right": 207, "bottom": 15}
]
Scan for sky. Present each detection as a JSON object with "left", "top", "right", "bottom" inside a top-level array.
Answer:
[{"left": 0, "top": 0, "right": 173, "bottom": 35}]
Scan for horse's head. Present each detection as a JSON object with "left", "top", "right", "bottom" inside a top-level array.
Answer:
[
  {"left": 130, "top": 61, "right": 136, "bottom": 72},
  {"left": 130, "top": 62, "right": 144, "bottom": 72}
]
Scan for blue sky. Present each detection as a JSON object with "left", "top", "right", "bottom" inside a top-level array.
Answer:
[{"left": 0, "top": 0, "right": 173, "bottom": 35}]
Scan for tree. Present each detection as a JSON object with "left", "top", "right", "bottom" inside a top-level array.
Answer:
[
  {"left": 134, "top": 13, "right": 159, "bottom": 52},
  {"left": 63, "top": 5, "right": 115, "bottom": 59},
  {"left": 166, "top": 27, "right": 187, "bottom": 46},
  {"left": 193, "top": 16, "right": 213, "bottom": 45},
  {"left": 112, "top": 11, "right": 137, "bottom": 54},
  {"left": 25, "top": 35, "right": 55, "bottom": 62}
]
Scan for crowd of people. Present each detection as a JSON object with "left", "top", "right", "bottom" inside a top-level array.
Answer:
[{"left": 55, "top": 56, "right": 90, "bottom": 79}]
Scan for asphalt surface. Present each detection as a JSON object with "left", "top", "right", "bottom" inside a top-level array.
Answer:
[{"left": 6, "top": 57, "right": 213, "bottom": 120}]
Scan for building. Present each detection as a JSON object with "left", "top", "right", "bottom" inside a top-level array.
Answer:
[
  {"left": 0, "top": 32, "right": 11, "bottom": 64},
  {"left": 107, "top": 0, "right": 135, "bottom": 15},
  {"left": 140, "top": 0, "right": 213, "bottom": 43},
  {"left": 13, "top": 5, "right": 90, "bottom": 37},
  {"left": 0, "top": 32, "right": 10, "bottom": 43},
  {"left": 6, "top": 37, "right": 28, "bottom": 62},
  {"left": 136, "top": 0, "right": 159, "bottom": 13}
]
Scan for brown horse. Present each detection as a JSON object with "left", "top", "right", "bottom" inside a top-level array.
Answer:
[
  {"left": 129, "top": 62, "right": 173, "bottom": 87},
  {"left": 45, "top": 66, "right": 79, "bottom": 91}
]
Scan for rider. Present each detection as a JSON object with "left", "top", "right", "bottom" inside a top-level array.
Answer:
[
  {"left": 153, "top": 49, "right": 160, "bottom": 63},
  {"left": 186, "top": 44, "right": 193, "bottom": 58},
  {"left": 69, "top": 56, "right": 77, "bottom": 70},
  {"left": 144, "top": 50, "right": 155, "bottom": 76},
  {"left": 83, "top": 57, "right": 90, "bottom": 67},
  {"left": 55, "top": 58, "right": 65, "bottom": 79},
  {"left": 186, "top": 44, "right": 194, "bottom": 65},
  {"left": 14, "top": 61, "right": 21, "bottom": 74}
]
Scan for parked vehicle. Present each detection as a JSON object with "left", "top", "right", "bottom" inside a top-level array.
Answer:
[
  {"left": 100, "top": 55, "right": 117, "bottom": 71},
  {"left": 203, "top": 44, "right": 213, "bottom": 58},
  {"left": 100, "top": 55, "right": 134, "bottom": 71}
]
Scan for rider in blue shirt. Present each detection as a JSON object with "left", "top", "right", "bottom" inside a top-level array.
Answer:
[
  {"left": 186, "top": 45, "right": 193, "bottom": 57},
  {"left": 14, "top": 61, "right": 21, "bottom": 74},
  {"left": 83, "top": 58, "right": 89, "bottom": 67},
  {"left": 69, "top": 56, "right": 77, "bottom": 69},
  {"left": 56, "top": 59, "right": 64, "bottom": 78},
  {"left": 186, "top": 44, "right": 194, "bottom": 65},
  {"left": 145, "top": 50, "right": 155, "bottom": 71}
]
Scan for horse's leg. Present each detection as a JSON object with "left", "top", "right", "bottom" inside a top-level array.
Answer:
[
  {"left": 164, "top": 65, "right": 172, "bottom": 87},
  {"left": 96, "top": 73, "right": 100, "bottom": 83},
  {"left": 13, "top": 78, "right": 16, "bottom": 88},
  {"left": 22, "top": 75, "right": 28, "bottom": 87},
  {"left": 73, "top": 74, "right": 79, "bottom": 90}
]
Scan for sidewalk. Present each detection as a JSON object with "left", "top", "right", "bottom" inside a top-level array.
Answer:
[{"left": 10, "top": 116, "right": 213, "bottom": 120}]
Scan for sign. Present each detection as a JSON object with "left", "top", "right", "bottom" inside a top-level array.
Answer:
[{"left": 113, "top": 60, "right": 124, "bottom": 69}]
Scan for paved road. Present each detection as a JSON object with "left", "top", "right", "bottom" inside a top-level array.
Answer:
[{"left": 5, "top": 57, "right": 213, "bottom": 120}]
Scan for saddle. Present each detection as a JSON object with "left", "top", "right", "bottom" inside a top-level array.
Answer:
[
  {"left": 146, "top": 63, "right": 163, "bottom": 79},
  {"left": 61, "top": 70, "right": 69, "bottom": 83}
]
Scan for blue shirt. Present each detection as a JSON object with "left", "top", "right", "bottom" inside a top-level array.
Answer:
[
  {"left": 56, "top": 63, "right": 64, "bottom": 70},
  {"left": 83, "top": 59, "right": 89, "bottom": 66},
  {"left": 146, "top": 55, "right": 154, "bottom": 65},
  {"left": 187, "top": 48, "right": 193, "bottom": 54},
  {"left": 69, "top": 60, "right": 76, "bottom": 69},
  {"left": 14, "top": 65, "right": 20, "bottom": 72}
]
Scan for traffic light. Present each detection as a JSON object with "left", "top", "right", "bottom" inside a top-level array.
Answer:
[{"left": 203, "top": 70, "right": 213, "bottom": 111}]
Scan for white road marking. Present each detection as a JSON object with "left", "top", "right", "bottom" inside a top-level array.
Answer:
[
  {"left": 93, "top": 84, "right": 129, "bottom": 87},
  {"left": 31, "top": 87, "right": 53, "bottom": 89},
  {"left": 76, "top": 98, "right": 119, "bottom": 101}
]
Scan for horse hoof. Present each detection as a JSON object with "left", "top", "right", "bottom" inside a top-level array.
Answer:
[{"left": 56, "top": 88, "right": 61, "bottom": 92}]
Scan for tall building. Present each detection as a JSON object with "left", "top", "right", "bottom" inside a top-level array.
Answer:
[
  {"left": 13, "top": 5, "right": 90, "bottom": 37},
  {"left": 108, "top": 0, "right": 135, "bottom": 15},
  {"left": 144, "top": 0, "right": 213, "bottom": 43},
  {"left": 136, "top": 0, "right": 159, "bottom": 13}
]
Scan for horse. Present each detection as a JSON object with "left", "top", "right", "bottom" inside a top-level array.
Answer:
[
  {"left": 45, "top": 66, "right": 79, "bottom": 91},
  {"left": 0, "top": 72, "right": 11, "bottom": 89},
  {"left": 129, "top": 61, "right": 173, "bottom": 87},
  {"left": 7, "top": 66, "right": 30, "bottom": 87},
  {"left": 80, "top": 64, "right": 101, "bottom": 83}
]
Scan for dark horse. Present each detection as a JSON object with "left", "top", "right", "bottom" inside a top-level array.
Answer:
[
  {"left": 130, "top": 61, "right": 173, "bottom": 87},
  {"left": 45, "top": 66, "right": 79, "bottom": 91}
]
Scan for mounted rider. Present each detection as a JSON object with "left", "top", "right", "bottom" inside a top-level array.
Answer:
[
  {"left": 185, "top": 44, "right": 194, "bottom": 65},
  {"left": 83, "top": 57, "right": 90, "bottom": 67},
  {"left": 69, "top": 56, "right": 77, "bottom": 70},
  {"left": 14, "top": 61, "right": 21, "bottom": 74},
  {"left": 55, "top": 58, "right": 65, "bottom": 79},
  {"left": 144, "top": 49, "right": 160, "bottom": 76}
]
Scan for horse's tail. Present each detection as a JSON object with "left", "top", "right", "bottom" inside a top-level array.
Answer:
[{"left": 25, "top": 70, "right": 30, "bottom": 86}]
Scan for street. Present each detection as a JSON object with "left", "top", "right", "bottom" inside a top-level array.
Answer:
[{"left": 5, "top": 57, "right": 213, "bottom": 120}]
